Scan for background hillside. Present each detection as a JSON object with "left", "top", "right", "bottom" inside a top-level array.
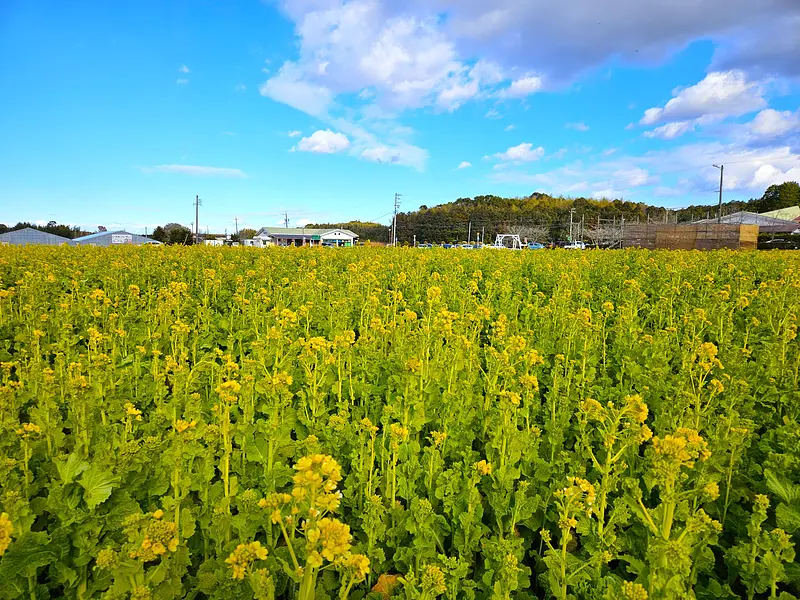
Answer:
[{"left": 311, "top": 182, "right": 800, "bottom": 244}]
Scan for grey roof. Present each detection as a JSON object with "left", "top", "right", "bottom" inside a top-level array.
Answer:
[
  {"left": 256, "top": 227, "right": 358, "bottom": 237},
  {"left": 0, "top": 227, "right": 70, "bottom": 245},
  {"left": 694, "top": 211, "right": 800, "bottom": 227},
  {"left": 70, "top": 230, "right": 162, "bottom": 245}
]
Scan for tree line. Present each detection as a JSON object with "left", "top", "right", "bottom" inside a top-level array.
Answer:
[{"left": 313, "top": 182, "right": 800, "bottom": 244}]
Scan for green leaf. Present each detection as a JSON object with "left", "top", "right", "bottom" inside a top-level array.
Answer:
[
  {"left": 765, "top": 469, "right": 800, "bottom": 504},
  {"left": 78, "top": 465, "right": 120, "bottom": 510},
  {"left": 776, "top": 503, "right": 800, "bottom": 534},
  {"left": 0, "top": 532, "right": 55, "bottom": 578},
  {"left": 55, "top": 453, "right": 89, "bottom": 485}
]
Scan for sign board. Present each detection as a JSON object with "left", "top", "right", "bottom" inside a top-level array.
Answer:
[
  {"left": 311, "top": 235, "right": 321, "bottom": 240},
  {"left": 111, "top": 234, "right": 133, "bottom": 245}
]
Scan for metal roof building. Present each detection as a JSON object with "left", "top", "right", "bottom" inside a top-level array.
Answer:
[
  {"left": 760, "top": 206, "right": 800, "bottom": 222},
  {"left": 0, "top": 227, "right": 70, "bottom": 246},
  {"left": 694, "top": 212, "right": 800, "bottom": 234},
  {"left": 70, "top": 230, "right": 162, "bottom": 246}
]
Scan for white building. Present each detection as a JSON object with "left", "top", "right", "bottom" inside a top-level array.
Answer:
[
  {"left": 253, "top": 227, "right": 358, "bottom": 247},
  {"left": 70, "top": 230, "right": 161, "bottom": 246},
  {"left": 204, "top": 238, "right": 225, "bottom": 246}
]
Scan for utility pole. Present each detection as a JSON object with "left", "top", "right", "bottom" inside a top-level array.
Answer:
[
  {"left": 392, "top": 193, "right": 402, "bottom": 246},
  {"left": 413, "top": 234, "right": 416, "bottom": 247},
  {"left": 283, "top": 212, "right": 289, "bottom": 228},
  {"left": 194, "top": 195, "right": 202, "bottom": 244},
  {"left": 713, "top": 164, "right": 724, "bottom": 223},
  {"left": 569, "top": 208, "right": 575, "bottom": 241},
  {"left": 467, "top": 220, "right": 472, "bottom": 244},
  {"left": 234, "top": 217, "right": 239, "bottom": 236}
]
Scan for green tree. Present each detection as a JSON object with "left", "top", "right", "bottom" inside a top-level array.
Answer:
[{"left": 754, "top": 181, "right": 800, "bottom": 213}]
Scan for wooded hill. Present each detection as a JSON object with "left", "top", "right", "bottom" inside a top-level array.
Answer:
[{"left": 311, "top": 182, "right": 800, "bottom": 244}]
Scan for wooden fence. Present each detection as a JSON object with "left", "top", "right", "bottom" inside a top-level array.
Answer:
[{"left": 622, "top": 224, "right": 758, "bottom": 250}]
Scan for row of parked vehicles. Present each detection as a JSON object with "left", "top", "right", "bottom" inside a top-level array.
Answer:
[{"left": 416, "top": 241, "right": 587, "bottom": 250}]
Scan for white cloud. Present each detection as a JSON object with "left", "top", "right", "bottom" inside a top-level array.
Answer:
[
  {"left": 504, "top": 124, "right": 515, "bottom": 131},
  {"left": 643, "top": 121, "right": 695, "bottom": 140},
  {"left": 640, "top": 71, "right": 766, "bottom": 126},
  {"left": 179, "top": 65, "right": 190, "bottom": 73},
  {"left": 613, "top": 168, "right": 653, "bottom": 187},
  {"left": 457, "top": 161, "right": 472, "bottom": 169},
  {"left": 260, "top": 63, "right": 333, "bottom": 117},
  {"left": 176, "top": 78, "right": 189, "bottom": 85},
  {"left": 288, "top": 130, "right": 303, "bottom": 137},
  {"left": 500, "top": 75, "right": 543, "bottom": 97},
  {"left": 222, "top": 131, "right": 236, "bottom": 136},
  {"left": 566, "top": 121, "right": 589, "bottom": 131},
  {"left": 601, "top": 148, "right": 618, "bottom": 156},
  {"left": 235, "top": 83, "right": 246, "bottom": 92},
  {"left": 494, "top": 142, "right": 545, "bottom": 162},
  {"left": 749, "top": 109, "right": 800, "bottom": 138},
  {"left": 295, "top": 218, "right": 313, "bottom": 227},
  {"left": 295, "top": 129, "right": 351, "bottom": 153},
  {"left": 142, "top": 165, "right": 246, "bottom": 178},
  {"left": 360, "top": 143, "right": 428, "bottom": 169},
  {"left": 485, "top": 108, "right": 502, "bottom": 119}
]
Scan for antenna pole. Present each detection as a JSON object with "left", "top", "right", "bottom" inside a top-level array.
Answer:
[{"left": 194, "top": 195, "right": 202, "bottom": 244}]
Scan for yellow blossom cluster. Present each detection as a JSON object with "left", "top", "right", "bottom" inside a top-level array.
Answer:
[
  {"left": 225, "top": 541, "right": 268, "bottom": 579},
  {"left": 15, "top": 422, "right": 41, "bottom": 438},
  {"left": 129, "top": 511, "right": 179, "bottom": 562},
  {"left": 216, "top": 380, "right": 241, "bottom": 403},
  {"left": 652, "top": 428, "right": 711, "bottom": 466},
  {"left": 174, "top": 419, "right": 197, "bottom": 434},
  {"left": 125, "top": 402, "right": 143, "bottom": 420},
  {"left": 474, "top": 460, "right": 492, "bottom": 476},
  {"left": 0, "top": 513, "right": 12, "bottom": 556}
]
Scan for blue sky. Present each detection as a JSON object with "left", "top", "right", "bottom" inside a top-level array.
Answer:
[{"left": 1, "top": 0, "right": 799, "bottom": 233}]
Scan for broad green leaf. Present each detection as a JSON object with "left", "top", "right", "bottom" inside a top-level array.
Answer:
[
  {"left": 78, "top": 465, "right": 120, "bottom": 510},
  {"left": 0, "top": 532, "right": 54, "bottom": 578},
  {"left": 55, "top": 453, "right": 89, "bottom": 485}
]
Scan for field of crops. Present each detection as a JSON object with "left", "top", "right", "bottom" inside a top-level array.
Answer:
[{"left": 0, "top": 245, "right": 798, "bottom": 600}]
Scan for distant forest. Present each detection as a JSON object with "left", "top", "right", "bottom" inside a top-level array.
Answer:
[
  {"left": 0, "top": 221, "right": 86, "bottom": 239},
  {"left": 311, "top": 182, "right": 800, "bottom": 244}
]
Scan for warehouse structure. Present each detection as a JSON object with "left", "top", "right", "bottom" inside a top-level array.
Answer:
[
  {"left": 253, "top": 227, "right": 358, "bottom": 247},
  {"left": 70, "top": 230, "right": 161, "bottom": 246},
  {"left": 760, "top": 206, "right": 800, "bottom": 222},
  {"left": 693, "top": 212, "right": 800, "bottom": 234},
  {"left": 0, "top": 227, "right": 70, "bottom": 246}
]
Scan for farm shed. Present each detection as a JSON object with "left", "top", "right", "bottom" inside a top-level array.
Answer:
[
  {"left": 693, "top": 212, "right": 800, "bottom": 234},
  {"left": 622, "top": 224, "right": 759, "bottom": 250},
  {"left": 760, "top": 206, "right": 800, "bottom": 222},
  {"left": 254, "top": 227, "right": 358, "bottom": 247},
  {"left": 0, "top": 227, "right": 70, "bottom": 246},
  {"left": 70, "top": 230, "right": 162, "bottom": 246}
]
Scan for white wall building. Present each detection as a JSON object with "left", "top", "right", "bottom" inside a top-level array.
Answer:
[{"left": 253, "top": 227, "right": 358, "bottom": 247}]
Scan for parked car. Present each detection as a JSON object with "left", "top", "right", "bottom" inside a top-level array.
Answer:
[
  {"left": 417, "top": 243, "right": 433, "bottom": 248},
  {"left": 564, "top": 241, "right": 587, "bottom": 250},
  {"left": 526, "top": 242, "right": 545, "bottom": 250}
]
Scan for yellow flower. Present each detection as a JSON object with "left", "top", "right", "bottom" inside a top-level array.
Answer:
[
  {"left": 624, "top": 394, "right": 648, "bottom": 424},
  {"left": 420, "top": 565, "right": 447, "bottom": 595},
  {"left": 474, "top": 460, "right": 492, "bottom": 476},
  {"left": 226, "top": 541, "right": 268, "bottom": 579},
  {"left": 621, "top": 581, "right": 648, "bottom": 600},
  {"left": 0, "top": 513, "right": 12, "bottom": 556},
  {"left": 317, "top": 518, "right": 352, "bottom": 561}
]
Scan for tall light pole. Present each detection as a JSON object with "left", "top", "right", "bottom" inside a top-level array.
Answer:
[
  {"left": 392, "top": 193, "right": 402, "bottom": 246},
  {"left": 713, "top": 164, "right": 724, "bottom": 223}
]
